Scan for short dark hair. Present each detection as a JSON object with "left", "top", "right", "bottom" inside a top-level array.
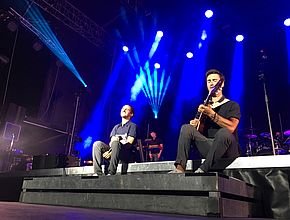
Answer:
[
  {"left": 128, "top": 105, "right": 134, "bottom": 115},
  {"left": 206, "top": 69, "right": 225, "bottom": 82}
]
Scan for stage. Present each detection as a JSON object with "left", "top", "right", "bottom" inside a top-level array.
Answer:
[
  {"left": 0, "top": 201, "right": 267, "bottom": 220},
  {"left": 0, "top": 155, "right": 289, "bottom": 218}
]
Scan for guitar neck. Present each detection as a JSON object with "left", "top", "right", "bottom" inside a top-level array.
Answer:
[{"left": 194, "top": 78, "right": 224, "bottom": 132}]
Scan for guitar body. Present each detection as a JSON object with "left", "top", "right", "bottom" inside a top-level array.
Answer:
[{"left": 196, "top": 114, "right": 206, "bottom": 134}]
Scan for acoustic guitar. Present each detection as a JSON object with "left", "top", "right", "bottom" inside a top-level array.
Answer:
[{"left": 195, "top": 79, "right": 224, "bottom": 132}]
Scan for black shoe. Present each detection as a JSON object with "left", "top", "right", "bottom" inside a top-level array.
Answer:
[{"left": 106, "top": 172, "right": 116, "bottom": 176}]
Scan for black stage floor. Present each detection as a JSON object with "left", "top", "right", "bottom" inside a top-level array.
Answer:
[{"left": 0, "top": 202, "right": 270, "bottom": 220}]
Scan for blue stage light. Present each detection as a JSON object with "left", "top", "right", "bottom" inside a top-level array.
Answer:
[
  {"left": 154, "top": 63, "right": 160, "bottom": 69},
  {"left": 25, "top": 5, "right": 87, "bottom": 87},
  {"left": 186, "top": 52, "right": 193, "bottom": 58},
  {"left": 149, "top": 31, "right": 164, "bottom": 59},
  {"left": 75, "top": 54, "right": 126, "bottom": 159},
  {"left": 201, "top": 30, "right": 207, "bottom": 40},
  {"left": 156, "top": 31, "right": 163, "bottom": 38},
  {"left": 171, "top": 14, "right": 212, "bottom": 131},
  {"left": 205, "top": 10, "right": 213, "bottom": 18},
  {"left": 236, "top": 35, "right": 244, "bottom": 42},
  {"left": 284, "top": 22, "right": 290, "bottom": 84},
  {"left": 130, "top": 60, "right": 170, "bottom": 119},
  {"left": 284, "top": 18, "right": 290, "bottom": 27},
  {"left": 229, "top": 41, "right": 244, "bottom": 129},
  {"left": 123, "top": 45, "right": 129, "bottom": 52}
]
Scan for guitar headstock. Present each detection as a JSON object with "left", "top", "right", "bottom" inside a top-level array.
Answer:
[{"left": 210, "top": 79, "right": 224, "bottom": 95}]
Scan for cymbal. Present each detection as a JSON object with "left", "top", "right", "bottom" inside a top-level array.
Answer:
[
  {"left": 284, "top": 130, "right": 290, "bottom": 136},
  {"left": 245, "top": 127, "right": 256, "bottom": 131},
  {"left": 260, "top": 132, "right": 270, "bottom": 138},
  {"left": 245, "top": 134, "right": 257, "bottom": 139},
  {"left": 284, "top": 137, "right": 290, "bottom": 145}
]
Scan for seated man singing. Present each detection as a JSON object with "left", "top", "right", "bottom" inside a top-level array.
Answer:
[{"left": 92, "top": 104, "right": 137, "bottom": 176}]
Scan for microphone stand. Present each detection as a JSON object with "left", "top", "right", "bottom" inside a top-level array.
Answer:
[
  {"left": 2, "top": 27, "right": 18, "bottom": 110},
  {"left": 145, "top": 123, "right": 150, "bottom": 162},
  {"left": 67, "top": 89, "right": 81, "bottom": 156},
  {"left": 258, "top": 74, "right": 276, "bottom": 155},
  {"left": 278, "top": 113, "right": 284, "bottom": 141}
]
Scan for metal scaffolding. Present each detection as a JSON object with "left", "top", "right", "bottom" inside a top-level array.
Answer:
[{"left": 31, "top": 0, "right": 108, "bottom": 48}]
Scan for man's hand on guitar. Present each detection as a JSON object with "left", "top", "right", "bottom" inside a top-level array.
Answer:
[
  {"left": 198, "top": 104, "right": 215, "bottom": 117},
  {"left": 190, "top": 119, "right": 199, "bottom": 127}
]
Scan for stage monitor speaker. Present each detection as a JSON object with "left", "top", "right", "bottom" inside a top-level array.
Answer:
[
  {"left": 3, "top": 103, "right": 26, "bottom": 124},
  {"left": 32, "top": 154, "right": 80, "bottom": 169}
]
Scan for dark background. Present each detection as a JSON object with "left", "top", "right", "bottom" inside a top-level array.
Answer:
[{"left": 0, "top": 0, "right": 290, "bottom": 161}]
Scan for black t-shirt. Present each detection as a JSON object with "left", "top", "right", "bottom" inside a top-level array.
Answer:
[
  {"left": 110, "top": 121, "right": 138, "bottom": 145},
  {"left": 203, "top": 99, "right": 240, "bottom": 140},
  {"left": 147, "top": 138, "right": 163, "bottom": 154}
]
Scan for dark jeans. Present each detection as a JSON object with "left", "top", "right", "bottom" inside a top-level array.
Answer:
[
  {"left": 92, "top": 140, "right": 133, "bottom": 175},
  {"left": 175, "top": 124, "right": 240, "bottom": 172},
  {"left": 149, "top": 153, "right": 159, "bottom": 162}
]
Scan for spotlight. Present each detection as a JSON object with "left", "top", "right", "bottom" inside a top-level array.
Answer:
[
  {"left": 205, "top": 10, "right": 213, "bottom": 18},
  {"left": 122, "top": 46, "right": 129, "bottom": 52},
  {"left": 0, "top": 54, "right": 9, "bottom": 65},
  {"left": 284, "top": 18, "right": 290, "bottom": 26},
  {"left": 198, "top": 42, "right": 202, "bottom": 49},
  {"left": 32, "top": 41, "right": 43, "bottom": 51},
  {"left": 201, "top": 30, "right": 207, "bottom": 40},
  {"left": 186, "top": 52, "right": 193, "bottom": 58},
  {"left": 7, "top": 21, "right": 18, "bottom": 32},
  {"left": 56, "top": 60, "right": 63, "bottom": 67},
  {"left": 154, "top": 63, "right": 160, "bottom": 69},
  {"left": 156, "top": 31, "right": 163, "bottom": 38},
  {"left": 236, "top": 35, "right": 244, "bottom": 42}
]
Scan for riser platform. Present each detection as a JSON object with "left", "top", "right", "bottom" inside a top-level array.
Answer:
[
  {"left": 20, "top": 173, "right": 260, "bottom": 217},
  {"left": 1, "top": 155, "right": 290, "bottom": 218}
]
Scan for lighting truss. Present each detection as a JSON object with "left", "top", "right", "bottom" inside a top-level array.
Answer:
[
  {"left": 30, "top": 0, "right": 108, "bottom": 48},
  {"left": 121, "top": 0, "right": 144, "bottom": 13},
  {"left": 8, "top": 8, "right": 50, "bottom": 44}
]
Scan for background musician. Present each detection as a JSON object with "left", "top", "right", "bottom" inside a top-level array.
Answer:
[{"left": 146, "top": 131, "right": 164, "bottom": 162}]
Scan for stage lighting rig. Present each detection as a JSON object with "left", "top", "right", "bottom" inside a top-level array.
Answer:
[{"left": 30, "top": 0, "right": 109, "bottom": 48}]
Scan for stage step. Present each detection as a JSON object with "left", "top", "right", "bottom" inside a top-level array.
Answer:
[
  {"left": 20, "top": 173, "right": 260, "bottom": 217},
  {"left": 2, "top": 155, "right": 290, "bottom": 178}
]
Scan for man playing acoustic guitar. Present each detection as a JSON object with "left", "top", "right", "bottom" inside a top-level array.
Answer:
[
  {"left": 92, "top": 104, "right": 137, "bottom": 176},
  {"left": 170, "top": 69, "right": 241, "bottom": 173}
]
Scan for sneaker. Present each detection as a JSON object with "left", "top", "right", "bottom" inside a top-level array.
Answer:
[
  {"left": 92, "top": 173, "right": 99, "bottom": 177},
  {"left": 194, "top": 168, "right": 205, "bottom": 173},
  {"left": 106, "top": 172, "right": 115, "bottom": 176}
]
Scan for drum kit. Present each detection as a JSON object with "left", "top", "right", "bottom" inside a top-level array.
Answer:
[{"left": 245, "top": 129, "right": 290, "bottom": 156}]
